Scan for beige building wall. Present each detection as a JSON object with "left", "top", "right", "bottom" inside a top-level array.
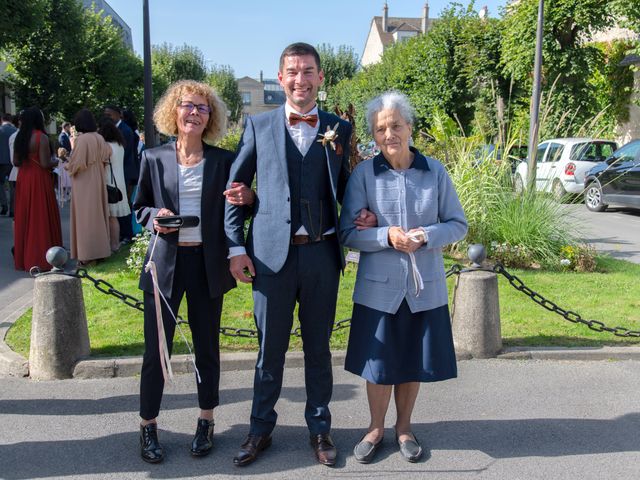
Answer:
[
  {"left": 237, "top": 77, "right": 281, "bottom": 117},
  {"left": 361, "top": 22, "right": 384, "bottom": 67},
  {"left": 615, "top": 70, "right": 640, "bottom": 145}
]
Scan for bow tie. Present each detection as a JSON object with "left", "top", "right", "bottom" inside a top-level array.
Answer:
[{"left": 289, "top": 113, "right": 318, "bottom": 128}]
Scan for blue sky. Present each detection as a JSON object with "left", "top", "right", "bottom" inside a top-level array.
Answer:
[{"left": 107, "top": 0, "right": 508, "bottom": 79}]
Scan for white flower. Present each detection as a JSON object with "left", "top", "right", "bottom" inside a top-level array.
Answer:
[{"left": 560, "top": 258, "right": 571, "bottom": 266}]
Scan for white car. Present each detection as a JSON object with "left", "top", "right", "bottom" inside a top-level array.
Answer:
[{"left": 514, "top": 138, "right": 617, "bottom": 199}]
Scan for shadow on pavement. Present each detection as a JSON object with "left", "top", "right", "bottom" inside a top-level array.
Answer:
[{"left": 2, "top": 414, "right": 640, "bottom": 478}]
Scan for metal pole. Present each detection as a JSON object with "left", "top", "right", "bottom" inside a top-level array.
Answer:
[
  {"left": 526, "top": 0, "right": 544, "bottom": 191},
  {"left": 143, "top": 0, "right": 155, "bottom": 148}
]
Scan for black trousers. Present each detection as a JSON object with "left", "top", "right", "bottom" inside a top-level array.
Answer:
[{"left": 139, "top": 245, "right": 222, "bottom": 420}]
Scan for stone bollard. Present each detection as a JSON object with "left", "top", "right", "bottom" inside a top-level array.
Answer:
[
  {"left": 29, "top": 250, "right": 90, "bottom": 380},
  {"left": 451, "top": 245, "right": 502, "bottom": 358}
]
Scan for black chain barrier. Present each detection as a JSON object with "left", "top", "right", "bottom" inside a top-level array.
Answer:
[
  {"left": 492, "top": 263, "right": 640, "bottom": 338},
  {"left": 75, "top": 262, "right": 639, "bottom": 338},
  {"left": 71, "top": 264, "right": 464, "bottom": 339}
]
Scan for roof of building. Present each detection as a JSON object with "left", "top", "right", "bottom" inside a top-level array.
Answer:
[{"left": 371, "top": 15, "right": 434, "bottom": 47}]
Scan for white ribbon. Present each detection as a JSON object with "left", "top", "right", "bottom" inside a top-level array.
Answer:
[
  {"left": 407, "top": 231, "right": 426, "bottom": 296},
  {"left": 144, "top": 233, "right": 201, "bottom": 384}
]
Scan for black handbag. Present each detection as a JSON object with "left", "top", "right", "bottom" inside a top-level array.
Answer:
[{"left": 106, "top": 161, "right": 123, "bottom": 204}]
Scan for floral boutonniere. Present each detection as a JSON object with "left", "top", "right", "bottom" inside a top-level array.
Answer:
[{"left": 317, "top": 122, "right": 343, "bottom": 155}]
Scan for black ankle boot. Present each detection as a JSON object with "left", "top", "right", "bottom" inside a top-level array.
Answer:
[
  {"left": 140, "top": 423, "right": 164, "bottom": 463},
  {"left": 190, "top": 418, "right": 214, "bottom": 457}
]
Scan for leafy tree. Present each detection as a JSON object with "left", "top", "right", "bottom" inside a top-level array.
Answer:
[
  {"left": 206, "top": 64, "right": 242, "bottom": 123},
  {"left": 4, "top": 0, "right": 142, "bottom": 122},
  {"left": 4, "top": 0, "right": 85, "bottom": 118},
  {"left": 0, "top": 0, "right": 44, "bottom": 49},
  {"left": 64, "top": 7, "right": 143, "bottom": 120},
  {"left": 501, "top": 0, "right": 619, "bottom": 135},
  {"left": 316, "top": 44, "right": 359, "bottom": 92},
  {"left": 151, "top": 43, "right": 207, "bottom": 102}
]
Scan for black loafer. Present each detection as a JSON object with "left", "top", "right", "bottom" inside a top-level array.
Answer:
[
  {"left": 140, "top": 423, "right": 164, "bottom": 463},
  {"left": 353, "top": 434, "right": 383, "bottom": 463},
  {"left": 190, "top": 418, "right": 214, "bottom": 457},
  {"left": 396, "top": 432, "right": 423, "bottom": 462}
]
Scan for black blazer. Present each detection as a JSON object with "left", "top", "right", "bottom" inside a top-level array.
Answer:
[
  {"left": 133, "top": 141, "right": 236, "bottom": 299},
  {"left": 119, "top": 120, "right": 139, "bottom": 183}
]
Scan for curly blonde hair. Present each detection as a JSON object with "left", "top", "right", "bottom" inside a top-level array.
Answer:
[{"left": 153, "top": 80, "right": 227, "bottom": 145}]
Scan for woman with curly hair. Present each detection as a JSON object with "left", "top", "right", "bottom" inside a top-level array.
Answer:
[{"left": 133, "top": 80, "right": 253, "bottom": 463}]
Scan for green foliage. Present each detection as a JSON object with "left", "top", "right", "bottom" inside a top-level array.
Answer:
[
  {"left": 206, "top": 65, "right": 242, "bottom": 123},
  {"left": 3, "top": 0, "right": 142, "bottom": 122},
  {"left": 151, "top": 43, "right": 207, "bottom": 102},
  {"left": 317, "top": 43, "right": 359, "bottom": 92},
  {"left": 501, "top": 0, "right": 619, "bottom": 135},
  {"left": 0, "top": 0, "right": 44, "bottom": 49},
  {"left": 214, "top": 124, "right": 242, "bottom": 152}
]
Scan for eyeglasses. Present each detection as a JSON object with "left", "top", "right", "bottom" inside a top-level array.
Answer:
[{"left": 177, "top": 101, "right": 211, "bottom": 114}]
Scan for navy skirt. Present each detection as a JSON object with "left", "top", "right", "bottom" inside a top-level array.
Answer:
[{"left": 344, "top": 300, "right": 457, "bottom": 385}]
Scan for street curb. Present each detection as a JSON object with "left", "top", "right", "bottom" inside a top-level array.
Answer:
[
  {"left": 0, "top": 290, "right": 32, "bottom": 377},
  {"left": 4, "top": 294, "right": 640, "bottom": 379}
]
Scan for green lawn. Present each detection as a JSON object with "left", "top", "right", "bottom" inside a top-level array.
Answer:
[{"left": 6, "top": 249, "right": 640, "bottom": 358}]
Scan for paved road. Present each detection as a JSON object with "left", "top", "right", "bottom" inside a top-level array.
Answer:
[
  {"left": 2, "top": 360, "right": 640, "bottom": 480},
  {"left": 564, "top": 203, "right": 640, "bottom": 263},
  {"left": 0, "top": 202, "right": 70, "bottom": 322}
]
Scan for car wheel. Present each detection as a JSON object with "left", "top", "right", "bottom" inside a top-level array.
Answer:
[
  {"left": 514, "top": 175, "right": 524, "bottom": 195},
  {"left": 552, "top": 180, "right": 567, "bottom": 202},
  {"left": 584, "top": 181, "right": 607, "bottom": 212}
]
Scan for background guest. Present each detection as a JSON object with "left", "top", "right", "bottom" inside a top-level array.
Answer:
[
  {"left": 65, "top": 108, "right": 112, "bottom": 265},
  {"left": 104, "top": 105, "right": 136, "bottom": 243},
  {"left": 98, "top": 117, "right": 130, "bottom": 253},
  {"left": 13, "top": 107, "right": 62, "bottom": 271},
  {"left": 0, "top": 113, "right": 17, "bottom": 216},
  {"left": 340, "top": 91, "right": 467, "bottom": 464}
]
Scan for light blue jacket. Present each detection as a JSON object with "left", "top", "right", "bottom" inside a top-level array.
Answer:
[{"left": 339, "top": 148, "right": 467, "bottom": 314}]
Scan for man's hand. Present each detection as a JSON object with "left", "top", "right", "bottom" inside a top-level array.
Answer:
[
  {"left": 153, "top": 208, "right": 178, "bottom": 234},
  {"left": 224, "top": 182, "right": 255, "bottom": 206},
  {"left": 354, "top": 208, "right": 377, "bottom": 230},
  {"left": 230, "top": 254, "right": 255, "bottom": 283},
  {"left": 388, "top": 226, "right": 424, "bottom": 253}
]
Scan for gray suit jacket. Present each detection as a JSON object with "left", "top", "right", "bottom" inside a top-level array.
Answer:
[
  {"left": 225, "top": 105, "right": 352, "bottom": 275},
  {"left": 133, "top": 142, "right": 236, "bottom": 298},
  {"left": 339, "top": 149, "right": 468, "bottom": 314},
  {"left": 0, "top": 123, "right": 17, "bottom": 166}
]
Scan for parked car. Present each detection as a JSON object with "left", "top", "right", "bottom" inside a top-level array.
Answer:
[
  {"left": 583, "top": 139, "right": 640, "bottom": 212},
  {"left": 514, "top": 138, "right": 618, "bottom": 200}
]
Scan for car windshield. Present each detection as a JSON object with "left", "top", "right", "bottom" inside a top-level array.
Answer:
[{"left": 570, "top": 142, "right": 617, "bottom": 162}]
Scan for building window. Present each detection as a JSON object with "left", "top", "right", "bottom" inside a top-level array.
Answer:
[{"left": 241, "top": 92, "right": 251, "bottom": 105}]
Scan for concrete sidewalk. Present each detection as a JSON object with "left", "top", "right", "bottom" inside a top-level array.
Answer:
[{"left": 2, "top": 359, "right": 640, "bottom": 480}]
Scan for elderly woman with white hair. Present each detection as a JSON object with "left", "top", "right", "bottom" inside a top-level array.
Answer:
[{"left": 339, "top": 91, "right": 467, "bottom": 464}]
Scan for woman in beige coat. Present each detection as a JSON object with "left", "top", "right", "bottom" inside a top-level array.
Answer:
[{"left": 66, "top": 109, "right": 112, "bottom": 264}]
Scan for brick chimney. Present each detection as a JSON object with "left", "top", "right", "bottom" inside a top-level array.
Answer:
[
  {"left": 382, "top": 2, "right": 388, "bottom": 32},
  {"left": 259, "top": 70, "right": 263, "bottom": 83},
  {"left": 422, "top": 2, "right": 429, "bottom": 33}
]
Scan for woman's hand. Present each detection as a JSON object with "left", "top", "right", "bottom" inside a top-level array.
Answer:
[
  {"left": 388, "top": 226, "right": 424, "bottom": 253},
  {"left": 153, "top": 208, "right": 178, "bottom": 234},
  {"left": 223, "top": 182, "right": 255, "bottom": 206}
]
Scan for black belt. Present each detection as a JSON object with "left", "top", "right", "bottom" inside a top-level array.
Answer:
[{"left": 291, "top": 233, "right": 336, "bottom": 245}]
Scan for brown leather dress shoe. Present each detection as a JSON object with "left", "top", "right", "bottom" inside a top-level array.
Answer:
[
  {"left": 310, "top": 433, "right": 337, "bottom": 466},
  {"left": 233, "top": 434, "right": 272, "bottom": 466}
]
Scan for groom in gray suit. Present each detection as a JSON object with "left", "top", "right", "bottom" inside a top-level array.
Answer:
[{"left": 225, "top": 42, "right": 374, "bottom": 467}]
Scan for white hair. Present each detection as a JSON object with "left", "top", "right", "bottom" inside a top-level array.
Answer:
[{"left": 365, "top": 91, "right": 415, "bottom": 135}]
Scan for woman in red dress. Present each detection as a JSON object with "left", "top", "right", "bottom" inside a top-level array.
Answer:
[{"left": 13, "top": 107, "right": 62, "bottom": 272}]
